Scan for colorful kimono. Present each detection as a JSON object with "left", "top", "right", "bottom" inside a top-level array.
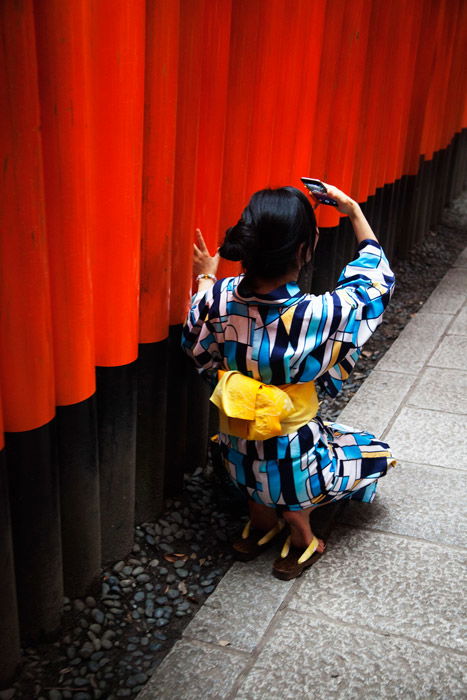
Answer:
[{"left": 182, "top": 239, "right": 396, "bottom": 510}]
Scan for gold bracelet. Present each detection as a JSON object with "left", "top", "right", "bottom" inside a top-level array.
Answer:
[{"left": 196, "top": 273, "right": 217, "bottom": 283}]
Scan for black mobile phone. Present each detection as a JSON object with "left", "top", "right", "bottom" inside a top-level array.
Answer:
[{"left": 300, "top": 177, "right": 338, "bottom": 207}]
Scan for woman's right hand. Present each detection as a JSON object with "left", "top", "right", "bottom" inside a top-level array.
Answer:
[
  {"left": 321, "top": 183, "right": 360, "bottom": 217},
  {"left": 322, "top": 183, "right": 378, "bottom": 244}
]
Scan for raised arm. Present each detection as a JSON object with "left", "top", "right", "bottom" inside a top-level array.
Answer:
[{"left": 321, "top": 184, "right": 378, "bottom": 245}]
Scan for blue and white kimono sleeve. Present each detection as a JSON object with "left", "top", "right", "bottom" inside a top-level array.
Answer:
[{"left": 315, "top": 239, "right": 395, "bottom": 397}]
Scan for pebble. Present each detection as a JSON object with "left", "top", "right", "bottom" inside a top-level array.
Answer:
[
  {"left": 158, "top": 543, "right": 173, "bottom": 553},
  {"left": 80, "top": 641, "right": 94, "bottom": 658},
  {"left": 48, "top": 691, "right": 62, "bottom": 700},
  {"left": 153, "top": 631, "right": 168, "bottom": 641},
  {"left": 127, "top": 673, "right": 148, "bottom": 687},
  {"left": 92, "top": 609, "right": 105, "bottom": 624}
]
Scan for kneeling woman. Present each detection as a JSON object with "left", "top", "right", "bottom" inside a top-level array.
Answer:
[{"left": 182, "top": 183, "right": 396, "bottom": 580}]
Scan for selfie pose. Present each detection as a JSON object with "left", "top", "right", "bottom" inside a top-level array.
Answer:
[{"left": 182, "top": 183, "right": 396, "bottom": 580}]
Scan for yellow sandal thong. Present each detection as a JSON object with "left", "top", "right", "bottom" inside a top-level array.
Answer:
[
  {"left": 272, "top": 534, "right": 326, "bottom": 580},
  {"left": 232, "top": 519, "right": 285, "bottom": 561}
]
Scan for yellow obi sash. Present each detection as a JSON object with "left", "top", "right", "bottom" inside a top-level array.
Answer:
[{"left": 210, "top": 370, "right": 319, "bottom": 441}]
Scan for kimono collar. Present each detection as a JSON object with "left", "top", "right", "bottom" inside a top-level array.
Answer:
[{"left": 233, "top": 275, "right": 305, "bottom": 306}]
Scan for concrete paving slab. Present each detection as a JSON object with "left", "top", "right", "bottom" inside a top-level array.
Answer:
[
  {"left": 407, "top": 367, "right": 467, "bottom": 414},
  {"left": 385, "top": 406, "right": 467, "bottom": 469},
  {"left": 446, "top": 303, "right": 467, "bottom": 335},
  {"left": 235, "top": 609, "right": 467, "bottom": 700},
  {"left": 136, "top": 639, "right": 248, "bottom": 700},
  {"left": 183, "top": 552, "right": 293, "bottom": 652},
  {"left": 428, "top": 334, "right": 467, "bottom": 370},
  {"left": 289, "top": 527, "right": 467, "bottom": 652},
  {"left": 338, "top": 461, "right": 467, "bottom": 548},
  {"left": 374, "top": 313, "right": 452, "bottom": 375},
  {"left": 336, "top": 370, "right": 415, "bottom": 437},
  {"left": 419, "top": 268, "right": 467, "bottom": 315}
]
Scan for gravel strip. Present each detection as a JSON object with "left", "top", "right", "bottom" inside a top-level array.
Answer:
[{"left": 5, "top": 193, "right": 467, "bottom": 700}]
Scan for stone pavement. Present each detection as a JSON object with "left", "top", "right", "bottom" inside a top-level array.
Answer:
[{"left": 138, "top": 247, "right": 467, "bottom": 700}]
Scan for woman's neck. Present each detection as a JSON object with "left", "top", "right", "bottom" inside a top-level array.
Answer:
[{"left": 246, "top": 269, "right": 299, "bottom": 294}]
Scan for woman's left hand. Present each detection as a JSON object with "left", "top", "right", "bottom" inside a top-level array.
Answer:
[{"left": 193, "top": 229, "right": 220, "bottom": 277}]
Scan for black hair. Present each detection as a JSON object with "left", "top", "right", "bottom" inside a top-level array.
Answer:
[{"left": 219, "top": 186, "right": 317, "bottom": 279}]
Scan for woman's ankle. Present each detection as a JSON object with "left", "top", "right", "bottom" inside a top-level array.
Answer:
[{"left": 248, "top": 501, "right": 279, "bottom": 532}]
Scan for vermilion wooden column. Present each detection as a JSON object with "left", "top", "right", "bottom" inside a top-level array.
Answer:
[
  {"left": 87, "top": 0, "right": 146, "bottom": 561},
  {"left": 316, "top": 0, "right": 370, "bottom": 276},
  {"left": 165, "top": 0, "right": 206, "bottom": 495},
  {"left": 34, "top": 0, "right": 101, "bottom": 598},
  {"left": 217, "top": 0, "right": 265, "bottom": 279},
  {"left": 0, "top": 404, "right": 21, "bottom": 686},
  {"left": 302, "top": 0, "right": 346, "bottom": 289},
  {"left": 137, "top": 0, "right": 180, "bottom": 520},
  {"left": 187, "top": 0, "right": 233, "bottom": 476},
  {"left": 0, "top": 0, "right": 63, "bottom": 644}
]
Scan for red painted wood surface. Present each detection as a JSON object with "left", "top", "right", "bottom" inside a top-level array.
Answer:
[
  {"left": 87, "top": 0, "right": 146, "bottom": 366},
  {"left": 140, "top": 0, "right": 180, "bottom": 343},
  {"left": 0, "top": 0, "right": 56, "bottom": 432},
  {"left": 34, "top": 0, "right": 96, "bottom": 407},
  {"left": 0, "top": 0, "right": 466, "bottom": 435}
]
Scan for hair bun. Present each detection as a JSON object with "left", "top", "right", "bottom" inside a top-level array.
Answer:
[{"left": 219, "top": 222, "right": 255, "bottom": 262}]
